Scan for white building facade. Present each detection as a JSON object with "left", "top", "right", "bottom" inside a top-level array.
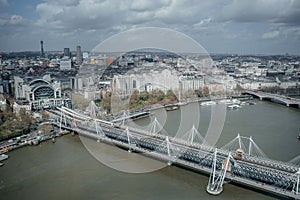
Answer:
[
  {"left": 14, "top": 76, "right": 63, "bottom": 110},
  {"left": 112, "top": 68, "right": 208, "bottom": 97},
  {"left": 112, "top": 68, "right": 180, "bottom": 96},
  {"left": 60, "top": 58, "right": 72, "bottom": 70}
]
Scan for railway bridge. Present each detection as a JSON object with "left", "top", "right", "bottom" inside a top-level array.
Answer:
[{"left": 48, "top": 107, "right": 300, "bottom": 199}]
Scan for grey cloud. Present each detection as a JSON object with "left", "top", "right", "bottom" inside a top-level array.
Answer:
[
  {"left": 218, "top": 0, "right": 300, "bottom": 25},
  {"left": 0, "top": 15, "right": 33, "bottom": 43},
  {"left": 129, "top": 0, "right": 171, "bottom": 12},
  {"left": 45, "top": 0, "right": 80, "bottom": 6},
  {"left": 0, "top": 15, "right": 30, "bottom": 27},
  {"left": 10, "top": 15, "right": 24, "bottom": 25},
  {"left": 153, "top": 0, "right": 217, "bottom": 25},
  {"left": 125, "top": 11, "right": 156, "bottom": 24},
  {"left": 262, "top": 30, "right": 280, "bottom": 39},
  {"left": 0, "top": 0, "right": 299, "bottom": 54},
  {"left": 92, "top": 27, "right": 209, "bottom": 54},
  {"left": 36, "top": 0, "right": 125, "bottom": 31},
  {"left": 35, "top": 0, "right": 219, "bottom": 32},
  {"left": 0, "top": 0, "right": 8, "bottom": 8}
]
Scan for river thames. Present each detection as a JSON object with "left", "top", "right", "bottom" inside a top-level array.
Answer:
[{"left": 0, "top": 100, "right": 299, "bottom": 200}]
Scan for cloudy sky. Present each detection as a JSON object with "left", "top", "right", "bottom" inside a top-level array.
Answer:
[{"left": 0, "top": 0, "right": 299, "bottom": 54}]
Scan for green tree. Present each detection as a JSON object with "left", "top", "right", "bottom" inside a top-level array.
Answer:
[
  {"left": 130, "top": 90, "right": 139, "bottom": 103},
  {"left": 0, "top": 104, "right": 14, "bottom": 124},
  {"left": 139, "top": 91, "right": 149, "bottom": 101},
  {"left": 165, "top": 89, "right": 177, "bottom": 101},
  {"left": 18, "top": 108, "right": 32, "bottom": 133},
  {"left": 151, "top": 89, "right": 165, "bottom": 102},
  {"left": 101, "top": 92, "right": 112, "bottom": 112},
  {"left": 203, "top": 86, "right": 210, "bottom": 97},
  {"left": 195, "top": 89, "right": 203, "bottom": 97},
  {"left": 234, "top": 84, "right": 245, "bottom": 92}
]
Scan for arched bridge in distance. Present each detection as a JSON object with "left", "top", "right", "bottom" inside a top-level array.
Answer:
[{"left": 243, "top": 90, "right": 300, "bottom": 108}]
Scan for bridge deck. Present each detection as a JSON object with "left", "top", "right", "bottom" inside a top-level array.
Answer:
[
  {"left": 50, "top": 107, "right": 300, "bottom": 199},
  {"left": 245, "top": 90, "right": 300, "bottom": 106}
]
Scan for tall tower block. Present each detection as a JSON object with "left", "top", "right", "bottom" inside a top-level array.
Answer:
[
  {"left": 40, "top": 40, "right": 45, "bottom": 58},
  {"left": 64, "top": 48, "right": 71, "bottom": 58},
  {"left": 76, "top": 46, "right": 83, "bottom": 64}
]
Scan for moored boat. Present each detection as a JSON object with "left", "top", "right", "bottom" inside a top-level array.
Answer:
[
  {"left": 0, "top": 154, "right": 9, "bottom": 161},
  {"left": 227, "top": 104, "right": 241, "bottom": 110},
  {"left": 166, "top": 105, "right": 179, "bottom": 111},
  {"left": 201, "top": 101, "right": 216, "bottom": 106}
]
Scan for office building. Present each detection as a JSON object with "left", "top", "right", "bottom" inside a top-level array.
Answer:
[
  {"left": 60, "top": 58, "right": 72, "bottom": 70},
  {"left": 64, "top": 48, "right": 71, "bottom": 58},
  {"left": 76, "top": 46, "right": 83, "bottom": 64},
  {"left": 83, "top": 52, "right": 89, "bottom": 59}
]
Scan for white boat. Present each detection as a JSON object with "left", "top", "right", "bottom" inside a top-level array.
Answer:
[
  {"left": 227, "top": 104, "right": 241, "bottom": 110},
  {"left": 231, "top": 99, "right": 241, "bottom": 104},
  {"left": 0, "top": 154, "right": 8, "bottom": 161},
  {"left": 219, "top": 99, "right": 232, "bottom": 104},
  {"left": 240, "top": 101, "right": 248, "bottom": 106},
  {"left": 219, "top": 99, "right": 241, "bottom": 105},
  {"left": 201, "top": 101, "right": 216, "bottom": 106}
]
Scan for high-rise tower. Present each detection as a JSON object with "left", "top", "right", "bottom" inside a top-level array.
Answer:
[
  {"left": 64, "top": 48, "right": 71, "bottom": 58},
  {"left": 76, "top": 46, "right": 83, "bottom": 64},
  {"left": 40, "top": 40, "right": 45, "bottom": 58}
]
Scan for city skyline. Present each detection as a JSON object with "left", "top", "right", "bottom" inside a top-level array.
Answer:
[{"left": 0, "top": 0, "right": 300, "bottom": 54}]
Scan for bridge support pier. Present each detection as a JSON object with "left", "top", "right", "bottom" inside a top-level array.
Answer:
[
  {"left": 126, "top": 127, "right": 133, "bottom": 153},
  {"left": 166, "top": 136, "right": 172, "bottom": 165},
  {"left": 207, "top": 151, "right": 232, "bottom": 196},
  {"left": 294, "top": 169, "right": 300, "bottom": 195},
  {"left": 207, "top": 148, "right": 223, "bottom": 195}
]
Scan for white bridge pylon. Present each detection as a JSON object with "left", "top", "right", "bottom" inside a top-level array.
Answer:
[
  {"left": 278, "top": 168, "right": 300, "bottom": 195},
  {"left": 166, "top": 136, "right": 173, "bottom": 165},
  {"left": 87, "top": 100, "right": 98, "bottom": 118},
  {"left": 126, "top": 127, "right": 136, "bottom": 152},
  {"left": 116, "top": 111, "right": 131, "bottom": 127},
  {"left": 148, "top": 117, "right": 168, "bottom": 136},
  {"left": 207, "top": 148, "right": 234, "bottom": 195},
  {"left": 221, "top": 134, "right": 267, "bottom": 158},
  {"left": 175, "top": 125, "right": 207, "bottom": 146},
  {"left": 294, "top": 169, "right": 300, "bottom": 195},
  {"left": 94, "top": 119, "right": 105, "bottom": 142},
  {"left": 149, "top": 134, "right": 179, "bottom": 165},
  {"left": 288, "top": 155, "right": 300, "bottom": 168},
  {"left": 59, "top": 109, "right": 67, "bottom": 133},
  {"left": 286, "top": 168, "right": 300, "bottom": 195}
]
